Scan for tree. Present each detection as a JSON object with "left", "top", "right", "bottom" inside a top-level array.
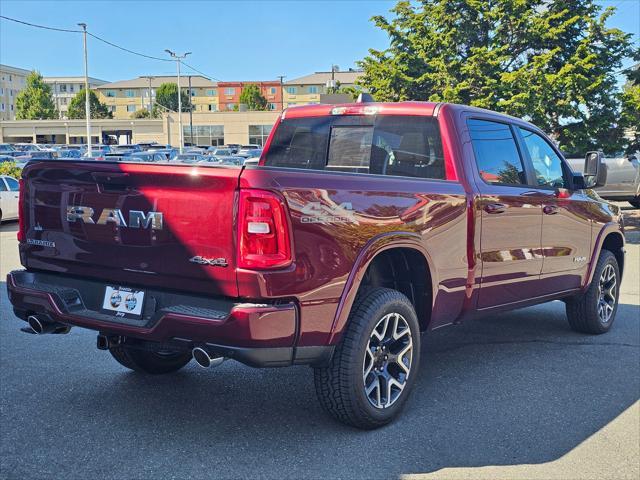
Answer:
[
  {"left": 358, "top": 0, "right": 635, "bottom": 156},
  {"left": 67, "top": 89, "right": 112, "bottom": 119},
  {"left": 239, "top": 84, "right": 267, "bottom": 110},
  {"left": 131, "top": 108, "right": 159, "bottom": 119},
  {"left": 155, "top": 82, "right": 191, "bottom": 113},
  {"left": 327, "top": 80, "right": 361, "bottom": 100},
  {"left": 620, "top": 54, "right": 639, "bottom": 154},
  {"left": 15, "top": 71, "right": 57, "bottom": 120}
]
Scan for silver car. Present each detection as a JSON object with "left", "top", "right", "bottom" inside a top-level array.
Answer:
[{"left": 567, "top": 154, "right": 640, "bottom": 208}]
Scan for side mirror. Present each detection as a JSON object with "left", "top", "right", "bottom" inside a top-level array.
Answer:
[{"left": 583, "top": 151, "right": 607, "bottom": 188}]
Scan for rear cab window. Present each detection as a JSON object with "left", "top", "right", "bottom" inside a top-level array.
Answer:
[{"left": 263, "top": 115, "right": 446, "bottom": 180}]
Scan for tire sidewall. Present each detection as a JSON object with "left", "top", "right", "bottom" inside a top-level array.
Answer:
[
  {"left": 590, "top": 252, "right": 621, "bottom": 331},
  {"left": 349, "top": 292, "right": 421, "bottom": 425}
]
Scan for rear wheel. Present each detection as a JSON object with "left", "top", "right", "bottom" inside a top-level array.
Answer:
[
  {"left": 313, "top": 287, "right": 421, "bottom": 429},
  {"left": 109, "top": 345, "right": 192, "bottom": 374},
  {"left": 566, "top": 249, "right": 620, "bottom": 334}
]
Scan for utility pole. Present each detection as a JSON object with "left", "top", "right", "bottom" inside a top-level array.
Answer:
[
  {"left": 277, "top": 75, "right": 285, "bottom": 111},
  {"left": 143, "top": 76, "right": 154, "bottom": 112},
  {"left": 188, "top": 75, "right": 194, "bottom": 145},
  {"left": 165, "top": 49, "right": 191, "bottom": 152},
  {"left": 78, "top": 23, "right": 91, "bottom": 154}
]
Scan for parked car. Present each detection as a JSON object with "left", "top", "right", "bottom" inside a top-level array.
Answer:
[
  {"left": 7, "top": 101, "right": 625, "bottom": 429},
  {"left": 59, "top": 149, "right": 83, "bottom": 159},
  {"left": 147, "top": 147, "right": 178, "bottom": 161},
  {"left": 82, "top": 151, "right": 107, "bottom": 161},
  {"left": 226, "top": 144, "right": 241, "bottom": 154},
  {"left": 13, "top": 143, "right": 48, "bottom": 152},
  {"left": 0, "top": 175, "right": 20, "bottom": 222},
  {"left": 237, "top": 145, "right": 262, "bottom": 157},
  {"left": 175, "top": 153, "right": 208, "bottom": 164},
  {"left": 206, "top": 147, "right": 233, "bottom": 156},
  {"left": 112, "top": 144, "right": 143, "bottom": 153},
  {"left": 0, "top": 144, "right": 20, "bottom": 157},
  {"left": 567, "top": 154, "right": 640, "bottom": 208}
]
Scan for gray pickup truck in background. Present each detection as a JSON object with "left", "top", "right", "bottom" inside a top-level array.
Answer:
[{"left": 567, "top": 154, "right": 640, "bottom": 208}]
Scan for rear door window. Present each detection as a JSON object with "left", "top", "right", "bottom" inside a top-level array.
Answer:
[
  {"left": 5, "top": 177, "right": 19, "bottom": 191},
  {"left": 264, "top": 115, "right": 446, "bottom": 180},
  {"left": 468, "top": 119, "right": 526, "bottom": 186}
]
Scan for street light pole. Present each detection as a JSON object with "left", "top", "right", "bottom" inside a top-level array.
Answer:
[
  {"left": 165, "top": 49, "right": 191, "bottom": 152},
  {"left": 78, "top": 23, "right": 91, "bottom": 154}
]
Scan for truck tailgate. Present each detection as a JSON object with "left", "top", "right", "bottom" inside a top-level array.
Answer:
[{"left": 20, "top": 161, "right": 240, "bottom": 297}]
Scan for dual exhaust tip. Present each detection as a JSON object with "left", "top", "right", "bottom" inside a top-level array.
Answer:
[
  {"left": 192, "top": 347, "right": 224, "bottom": 369},
  {"left": 27, "top": 315, "right": 70, "bottom": 335}
]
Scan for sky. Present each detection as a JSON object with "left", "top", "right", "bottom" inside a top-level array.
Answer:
[{"left": 0, "top": 0, "right": 638, "bottom": 83}]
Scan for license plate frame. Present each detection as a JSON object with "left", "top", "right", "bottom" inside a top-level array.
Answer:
[{"left": 101, "top": 286, "right": 145, "bottom": 319}]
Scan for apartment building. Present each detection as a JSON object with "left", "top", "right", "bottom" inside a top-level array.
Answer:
[
  {"left": 44, "top": 76, "right": 109, "bottom": 118},
  {"left": 217, "top": 81, "right": 283, "bottom": 111},
  {"left": 283, "top": 69, "right": 363, "bottom": 107},
  {"left": 0, "top": 64, "right": 31, "bottom": 121},
  {"left": 96, "top": 75, "right": 218, "bottom": 119}
]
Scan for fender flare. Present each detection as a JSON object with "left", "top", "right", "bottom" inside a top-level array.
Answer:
[
  {"left": 326, "top": 231, "right": 437, "bottom": 345},
  {"left": 584, "top": 222, "right": 625, "bottom": 291}
]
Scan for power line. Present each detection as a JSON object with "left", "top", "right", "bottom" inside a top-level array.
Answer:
[
  {"left": 0, "top": 15, "right": 81, "bottom": 33},
  {"left": 0, "top": 14, "right": 223, "bottom": 81},
  {"left": 182, "top": 61, "right": 221, "bottom": 82},
  {"left": 86, "top": 32, "right": 172, "bottom": 63}
]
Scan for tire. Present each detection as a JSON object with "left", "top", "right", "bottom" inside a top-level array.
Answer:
[
  {"left": 314, "top": 287, "right": 421, "bottom": 429},
  {"left": 629, "top": 197, "right": 640, "bottom": 209},
  {"left": 109, "top": 345, "right": 192, "bottom": 374},
  {"left": 566, "top": 249, "right": 620, "bottom": 334}
]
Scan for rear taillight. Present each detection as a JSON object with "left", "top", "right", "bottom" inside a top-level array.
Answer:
[
  {"left": 238, "top": 189, "right": 292, "bottom": 269},
  {"left": 17, "top": 178, "right": 26, "bottom": 242}
]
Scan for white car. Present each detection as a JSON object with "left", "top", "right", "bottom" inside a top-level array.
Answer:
[{"left": 0, "top": 175, "right": 20, "bottom": 222}]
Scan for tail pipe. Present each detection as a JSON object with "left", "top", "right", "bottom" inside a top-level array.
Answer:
[
  {"left": 192, "top": 347, "right": 225, "bottom": 369},
  {"left": 27, "top": 315, "right": 70, "bottom": 335}
]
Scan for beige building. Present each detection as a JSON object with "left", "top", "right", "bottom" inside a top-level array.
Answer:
[
  {"left": 96, "top": 75, "right": 219, "bottom": 119},
  {"left": 0, "top": 64, "right": 31, "bottom": 121},
  {"left": 0, "top": 110, "right": 280, "bottom": 146},
  {"left": 284, "top": 69, "right": 362, "bottom": 107},
  {"left": 44, "top": 76, "right": 109, "bottom": 118}
]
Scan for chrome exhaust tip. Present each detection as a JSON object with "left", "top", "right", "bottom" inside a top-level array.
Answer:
[
  {"left": 192, "top": 347, "right": 224, "bottom": 369},
  {"left": 27, "top": 315, "right": 69, "bottom": 335}
]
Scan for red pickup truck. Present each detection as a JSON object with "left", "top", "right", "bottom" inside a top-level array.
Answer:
[{"left": 7, "top": 101, "right": 625, "bottom": 429}]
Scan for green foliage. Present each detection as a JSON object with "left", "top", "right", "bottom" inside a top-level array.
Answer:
[
  {"left": 359, "top": 0, "right": 635, "bottom": 156},
  {"left": 155, "top": 83, "right": 192, "bottom": 113},
  {"left": 131, "top": 108, "right": 159, "bottom": 119},
  {"left": 15, "top": 71, "right": 57, "bottom": 120},
  {"left": 67, "top": 89, "right": 112, "bottom": 119},
  {"left": 327, "top": 81, "right": 361, "bottom": 100},
  {"left": 239, "top": 84, "right": 267, "bottom": 110},
  {"left": 0, "top": 161, "right": 23, "bottom": 179},
  {"left": 620, "top": 52, "right": 639, "bottom": 154}
]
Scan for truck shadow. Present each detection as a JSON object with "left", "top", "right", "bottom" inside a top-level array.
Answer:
[{"left": 1, "top": 279, "right": 638, "bottom": 479}]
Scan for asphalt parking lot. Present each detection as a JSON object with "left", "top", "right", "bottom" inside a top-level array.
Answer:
[{"left": 1, "top": 205, "right": 638, "bottom": 480}]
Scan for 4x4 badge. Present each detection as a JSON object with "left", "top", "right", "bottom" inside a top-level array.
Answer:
[{"left": 189, "top": 256, "right": 228, "bottom": 267}]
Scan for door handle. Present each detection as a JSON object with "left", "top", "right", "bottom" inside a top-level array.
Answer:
[
  {"left": 484, "top": 203, "right": 507, "bottom": 214},
  {"left": 543, "top": 205, "right": 559, "bottom": 215}
]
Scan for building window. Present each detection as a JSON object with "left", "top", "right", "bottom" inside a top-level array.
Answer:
[
  {"left": 10, "top": 104, "right": 13, "bottom": 111},
  {"left": 267, "top": 103, "right": 277, "bottom": 110},
  {"left": 206, "top": 89, "right": 217, "bottom": 96},
  {"left": 127, "top": 105, "right": 136, "bottom": 112},
  {"left": 69, "top": 84, "right": 74, "bottom": 93},
  {"left": 270, "top": 87, "right": 277, "bottom": 94},
  {"left": 0, "top": 88, "right": 3, "bottom": 95},
  {"left": 125, "top": 89, "right": 136, "bottom": 97},
  {"left": 286, "top": 86, "right": 297, "bottom": 94},
  {"left": 208, "top": 104, "right": 217, "bottom": 111},
  {"left": 8, "top": 75, "right": 12, "bottom": 81},
  {"left": 226, "top": 103, "right": 236, "bottom": 111},
  {"left": 183, "top": 125, "right": 224, "bottom": 146},
  {"left": 9, "top": 89, "right": 13, "bottom": 97},
  {"left": 191, "top": 89, "right": 196, "bottom": 97},
  {"left": 108, "top": 105, "right": 116, "bottom": 113},
  {"left": 1, "top": 103, "right": 4, "bottom": 111},
  {"left": 105, "top": 90, "right": 116, "bottom": 97},
  {"left": 224, "top": 87, "right": 235, "bottom": 96},
  {"left": 308, "top": 86, "right": 318, "bottom": 94},
  {"left": 248, "top": 124, "right": 273, "bottom": 146},
  {"left": 60, "top": 84, "right": 67, "bottom": 93}
]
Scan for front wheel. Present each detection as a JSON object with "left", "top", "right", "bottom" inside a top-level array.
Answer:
[
  {"left": 566, "top": 249, "right": 620, "bottom": 334},
  {"left": 314, "top": 287, "right": 421, "bottom": 429},
  {"left": 109, "top": 345, "right": 192, "bottom": 374}
]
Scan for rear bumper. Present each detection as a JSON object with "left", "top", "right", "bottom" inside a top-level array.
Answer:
[{"left": 6, "top": 270, "right": 333, "bottom": 367}]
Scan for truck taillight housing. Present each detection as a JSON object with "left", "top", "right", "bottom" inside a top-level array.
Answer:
[
  {"left": 238, "top": 189, "right": 292, "bottom": 269},
  {"left": 17, "top": 178, "right": 26, "bottom": 242}
]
